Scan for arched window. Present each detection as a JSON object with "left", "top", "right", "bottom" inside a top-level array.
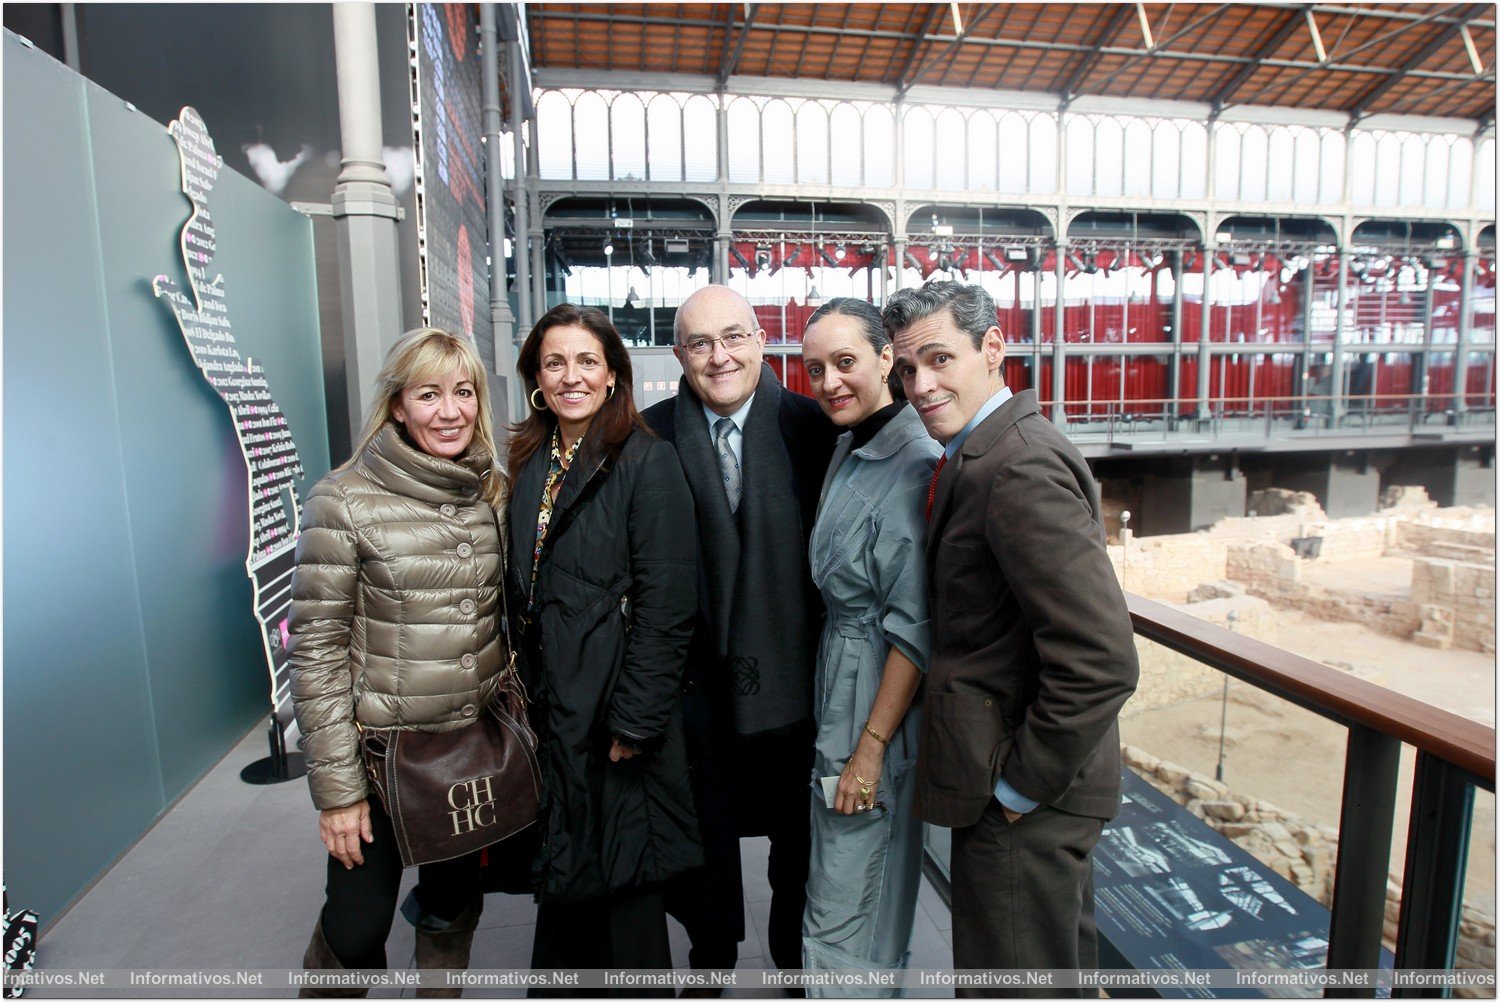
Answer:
[
  {"left": 1319, "top": 130, "right": 1346, "bottom": 203},
  {"left": 1179, "top": 122, "right": 1207, "bottom": 198},
  {"left": 610, "top": 94, "right": 646, "bottom": 181},
  {"left": 1374, "top": 133, "right": 1403, "bottom": 205},
  {"left": 1122, "top": 119, "right": 1152, "bottom": 197},
  {"left": 864, "top": 105, "right": 895, "bottom": 187},
  {"left": 726, "top": 97, "right": 762, "bottom": 183},
  {"left": 646, "top": 95, "right": 683, "bottom": 182},
  {"left": 1028, "top": 114, "right": 1057, "bottom": 194},
  {"left": 762, "top": 100, "right": 795, "bottom": 183},
  {"left": 830, "top": 103, "right": 863, "bottom": 186},
  {"left": 1094, "top": 117, "right": 1124, "bottom": 196},
  {"left": 904, "top": 107, "right": 936, "bottom": 188},
  {"left": 1239, "top": 125, "right": 1268, "bottom": 201},
  {"left": 683, "top": 96, "right": 718, "bottom": 182},
  {"left": 1291, "top": 128, "right": 1320, "bottom": 203},
  {"left": 1478, "top": 138, "right": 1496, "bottom": 212},
  {"left": 1213, "top": 125, "right": 1241, "bottom": 199},
  {"left": 1447, "top": 137, "right": 1474, "bottom": 210},
  {"left": 1423, "top": 138, "right": 1451, "bottom": 209},
  {"left": 934, "top": 108, "right": 967, "bottom": 189},
  {"left": 1398, "top": 133, "right": 1426, "bottom": 207},
  {"left": 1348, "top": 132, "right": 1377, "bottom": 203},
  {"left": 968, "top": 111, "right": 999, "bottom": 191},
  {"left": 796, "top": 101, "right": 830, "bottom": 184},
  {"left": 535, "top": 91, "right": 575, "bottom": 180},
  {"left": 1151, "top": 121, "right": 1181, "bottom": 198},
  {"left": 1266, "top": 127, "right": 1295, "bottom": 201},
  {"left": 573, "top": 91, "right": 610, "bottom": 181},
  {"left": 1064, "top": 116, "right": 1094, "bottom": 195}
]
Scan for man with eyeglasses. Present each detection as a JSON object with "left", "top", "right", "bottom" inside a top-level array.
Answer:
[{"left": 643, "top": 285, "right": 836, "bottom": 990}]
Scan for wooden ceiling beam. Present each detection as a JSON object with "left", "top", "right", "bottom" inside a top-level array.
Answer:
[
  {"left": 1231, "top": 2, "right": 1475, "bottom": 109},
  {"left": 889, "top": 4, "right": 949, "bottom": 91},
  {"left": 1203, "top": 5, "right": 1313, "bottom": 114},
  {"left": 717, "top": 3, "right": 762, "bottom": 89},
  {"left": 1055, "top": 3, "right": 1139, "bottom": 105},
  {"left": 897, "top": 3, "right": 1002, "bottom": 97},
  {"left": 1346, "top": 3, "right": 1488, "bottom": 122}
]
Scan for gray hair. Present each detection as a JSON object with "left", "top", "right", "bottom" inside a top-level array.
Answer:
[{"left": 882, "top": 280, "right": 998, "bottom": 351}]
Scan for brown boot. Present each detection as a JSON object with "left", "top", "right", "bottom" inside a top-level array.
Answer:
[
  {"left": 298, "top": 920, "right": 369, "bottom": 998},
  {"left": 403, "top": 890, "right": 483, "bottom": 998}
]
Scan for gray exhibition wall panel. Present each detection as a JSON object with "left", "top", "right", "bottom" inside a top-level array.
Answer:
[
  {"left": 2, "top": 33, "right": 168, "bottom": 918},
  {"left": 3, "top": 33, "right": 330, "bottom": 925}
]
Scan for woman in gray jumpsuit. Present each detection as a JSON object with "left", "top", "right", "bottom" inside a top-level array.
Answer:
[{"left": 799, "top": 298, "right": 940, "bottom": 992}]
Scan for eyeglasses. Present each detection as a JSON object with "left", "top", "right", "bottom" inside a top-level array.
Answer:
[{"left": 679, "top": 330, "right": 757, "bottom": 358}]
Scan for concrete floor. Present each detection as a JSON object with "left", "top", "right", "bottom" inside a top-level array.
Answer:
[{"left": 27, "top": 725, "right": 955, "bottom": 998}]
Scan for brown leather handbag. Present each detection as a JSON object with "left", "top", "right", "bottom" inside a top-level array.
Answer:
[
  {"left": 359, "top": 662, "right": 540, "bottom": 868},
  {"left": 359, "top": 507, "right": 541, "bottom": 868}
]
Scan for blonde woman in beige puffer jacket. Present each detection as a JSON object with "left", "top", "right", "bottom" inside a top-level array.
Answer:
[{"left": 287, "top": 328, "right": 507, "bottom": 993}]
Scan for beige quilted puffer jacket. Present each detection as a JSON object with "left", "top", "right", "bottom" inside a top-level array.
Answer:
[{"left": 287, "top": 423, "right": 507, "bottom": 810}]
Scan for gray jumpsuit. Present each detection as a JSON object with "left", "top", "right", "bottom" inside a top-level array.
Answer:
[{"left": 801, "top": 403, "right": 940, "bottom": 992}]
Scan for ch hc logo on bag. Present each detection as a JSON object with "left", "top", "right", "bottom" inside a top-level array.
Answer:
[{"left": 447, "top": 776, "right": 500, "bottom": 836}]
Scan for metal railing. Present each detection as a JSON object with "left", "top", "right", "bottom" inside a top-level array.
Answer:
[
  {"left": 1126, "top": 594, "right": 1495, "bottom": 998},
  {"left": 1036, "top": 393, "right": 1498, "bottom": 444},
  {"left": 919, "top": 595, "right": 1494, "bottom": 997}
]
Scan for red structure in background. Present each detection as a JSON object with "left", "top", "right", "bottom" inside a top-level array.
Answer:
[{"left": 738, "top": 241, "right": 1496, "bottom": 419}]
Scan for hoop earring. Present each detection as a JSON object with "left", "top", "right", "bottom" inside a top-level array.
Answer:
[
  {"left": 607, "top": 383, "right": 616, "bottom": 400},
  {"left": 530, "top": 387, "right": 548, "bottom": 411}
]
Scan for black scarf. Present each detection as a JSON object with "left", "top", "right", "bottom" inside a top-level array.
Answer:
[{"left": 672, "top": 364, "right": 816, "bottom": 734}]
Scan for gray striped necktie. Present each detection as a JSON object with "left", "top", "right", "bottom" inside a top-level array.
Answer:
[{"left": 714, "top": 416, "right": 742, "bottom": 513}]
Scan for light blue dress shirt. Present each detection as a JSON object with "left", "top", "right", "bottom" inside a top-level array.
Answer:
[
  {"left": 702, "top": 394, "right": 754, "bottom": 467},
  {"left": 939, "top": 386, "right": 1039, "bottom": 816}
]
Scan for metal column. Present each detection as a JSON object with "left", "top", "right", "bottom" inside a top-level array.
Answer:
[
  {"left": 1052, "top": 239, "right": 1068, "bottom": 425},
  {"left": 1415, "top": 269, "right": 1437, "bottom": 419},
  {"left": 1332, "top": 250, "right": 1350, "bottom": 428},
  {"left": 331, "top": 2, "right": 405, "bottom": 437},
  {"left": 1196, "top": 244, "right": 1214, "bottom": 422},
  {"left": 1325, "top": 726, "right": 1401, "bottom": 987},
  {"left": 1031, "top": 263, "right": 1043, "bottom": 394},
  {"left": 508, "top": 25, "right": 533, "bottom": 335},
  {"left": 1454, "top": 250, "right": 1476, "bottom": 416},
  {"left": 480, "top": 4, "right": 519, "bottom": 421},
  {"left": 1297, "top": 257, "right": 1316, "bottom": 411},
  {"left": 1394, "top": 752, "right": 1476, "bottom": 996},
  {"left": 715, "top": 101, "right": 731, "bottom": 286},
  {"left": 59, "top": 3, "right": 81, "bottom": 71},
  {"left": 527, "top": 104, "right": 544, "bottom": 321},
  {"left": 715, "top": 230, "right": 731, "bottom": 286},
  {"left": 529, "top": 222, "right": 546, "bottom": 322},
  {"left": 1170, "top": 249, "right": 1185, "bottom": 422}
]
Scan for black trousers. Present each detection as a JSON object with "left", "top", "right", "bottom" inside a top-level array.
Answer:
[
  {"left": 529, "top": 884, "right": 671, "bottom": 997},
  {"left": 667, "top": 718, "right": 814, "bottom": 972},
  {"left": 951, "top": 800, "right": 1103, "bottom": 999},
  {"left": 317, "top": 795, "right": 482, "bottom": 969}
]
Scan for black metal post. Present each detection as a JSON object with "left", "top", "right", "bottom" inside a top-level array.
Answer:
[
  {"left": 1394, "top": 752, "right": 1476, "bottom": 998},
  {"left": 1324, "top": 726, "right": 1401, "bottom": 995}
]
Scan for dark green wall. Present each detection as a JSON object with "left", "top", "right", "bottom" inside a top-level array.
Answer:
[{"left": 3, "top": 32, "right": 330, "bottom": 926}]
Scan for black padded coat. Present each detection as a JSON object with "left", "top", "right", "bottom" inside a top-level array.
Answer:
[{"left": 506, "top": 427, "right": 703, "bottom": 903}]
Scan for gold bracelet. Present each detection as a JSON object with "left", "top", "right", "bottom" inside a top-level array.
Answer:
[{"left": 863, "top": 722, "right": 890, "bottom": 747}]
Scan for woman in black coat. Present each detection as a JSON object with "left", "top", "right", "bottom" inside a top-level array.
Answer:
[{"left": 505, "top": 304, "right": 702, "bottom": 975}]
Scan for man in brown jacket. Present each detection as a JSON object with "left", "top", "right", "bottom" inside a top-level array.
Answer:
[{"left": 885, "top": 281, "right": 1138, "bottom": 996}]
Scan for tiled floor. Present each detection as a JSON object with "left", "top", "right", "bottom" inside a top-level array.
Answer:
[{"left": 30, "top": 726, "right": 954, "bottom": 998}]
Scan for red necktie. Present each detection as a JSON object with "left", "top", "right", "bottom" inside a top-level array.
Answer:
[{"left": 925, "top": 453, "right": 948, "bottom": 523}]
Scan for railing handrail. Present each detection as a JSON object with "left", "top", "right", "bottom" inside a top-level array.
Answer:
[{"left": 1126, "top": 592, "right": 1496, "bottom": 788}]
